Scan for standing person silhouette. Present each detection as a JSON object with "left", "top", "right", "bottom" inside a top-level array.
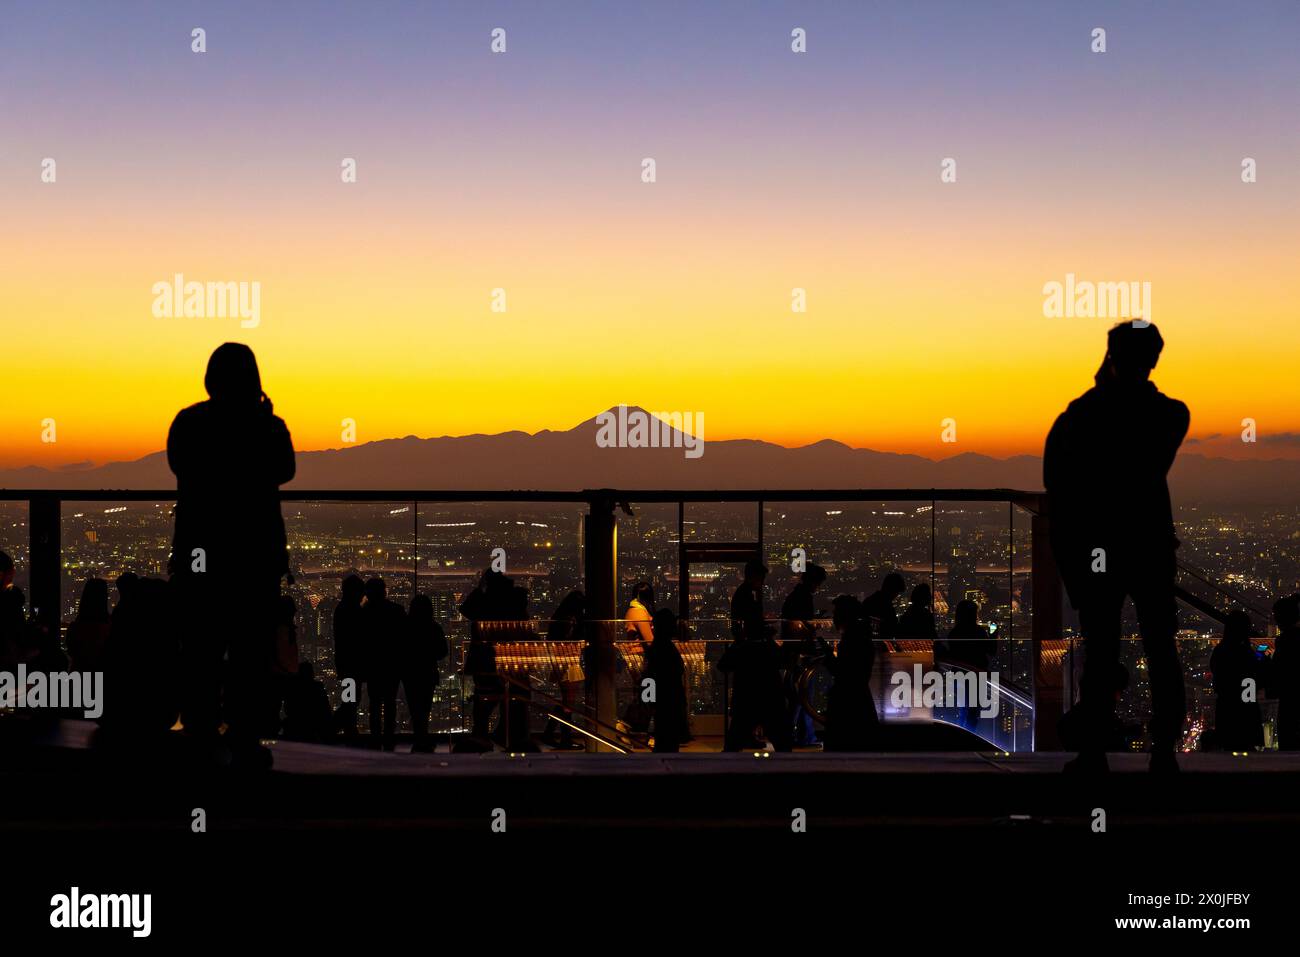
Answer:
[
  {"left": 403, "top": 593, "right": 448, "bottom": 753},
  {"left": 718, "top": 617, "right": 789, "bottom": 752},
  {"left": 542, "top": 590, "right": 586, "bottom": 749},
  {"left": 936, "top": 599, "right": 995, "bottom": 731},
  {"left": 621, "top": 582, "right": 656, "bottom": 733},
  {"left": 1268, "top": 594, "right": 1300, "bottom": 750},
  {"left": 781, "top": 564, "right": 827, "bottom": 746},
  {"left": 332, "top": 574, "right": 366, "bottom": 739},
  {"left": 458, "top": 569, "right": 517, "bottom": 750},
  {"left": 266, "top": 594, "right": 300, "bottom": 735},
  {"left": 66, "top": 578, "right": 111, "bottom": 673},
  {"left": 362, "top": 577, "right": 406, "bottom": 751},
  {"left": 896, "top": 583, "right": 937, "bottom": 642},
  {"left": 730, "top": 560, "right": 768, "bottom": 642},
  {"left": 168, "top": 343, "right": 295, "bottom": 769},
  {"left": 1045, "top": 322, "right": 1189, "bottom": 774},
  {"left": 823, "top": 595, "right": 879, "bottom": 751},
  {"left": 720, "top": 563, "right": 788, "bottom": 752},
  {"left": 647, "top": 609, "right": 689, "bottom": 752},
  {"left": 862, "top": 573, "right": 905, "bottom": 639},
  {"left": 1209, "top": 610, "right": 1263, "bottom": 752}
]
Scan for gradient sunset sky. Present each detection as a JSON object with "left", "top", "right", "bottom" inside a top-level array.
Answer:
[{"left": 3, "top": 1, "right": 1298, "bottom": 471}]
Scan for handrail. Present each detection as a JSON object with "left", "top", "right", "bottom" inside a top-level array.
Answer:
[
  {"left": 796, "top": 654, "right": 1035, "bottom": 726},
  {"left": 492, "top": 671, "right": 648, "bottom": 753},
  {"left": 1174, "top": 585, "right": 1233, "bottom": 628},
  {"left": 1177, "top": 561, "right": 1272, "bottom": 622},
  {"left": 1014, "top": 492, "right": 1266, "bottom": 629},
  {"left": 0, "top": 487, "right": 1041, "bottom": 503},
  {"left": 933, "top": 660, "right": 1034, "bottom": 710}
]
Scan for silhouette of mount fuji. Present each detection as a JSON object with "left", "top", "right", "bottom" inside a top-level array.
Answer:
[{"left": 3, "top": 407, "right": 1298, "bottom": 504}]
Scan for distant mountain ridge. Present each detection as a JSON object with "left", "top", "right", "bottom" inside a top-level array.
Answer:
[{"left": 3, "top": 407, "right": 1298, "bottom": 505}]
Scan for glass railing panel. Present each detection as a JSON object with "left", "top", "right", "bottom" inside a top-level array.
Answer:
[
  {"left": 1011, "top": 503, "right": 1036, "bottom": 689},
  {"left": 1065, "top": 633, "right": 1284, "bottom": 752},
  {"left": 1173, "top": 503, "right": 1290, "bottom": 622},
  {"left": 0, "top": 501, "right": 30, "bottom": 597},
  {"left": 797, "top": 634, "right": 1035, "bottom": 753},
  {"left": 281, "top": 499, "right": 417, "bottom": 734},
  {"left": 60, "top": 500, "right": 173, "bottom": 626},
  {"left": 616, "top": 501, "right": 680, "bottom": 614},
  {"left": 762, "top": 498, "right": 935, "bottom": 620},
  {"left": 933, "top": 501, "right": 1012, "bottom": 632}
]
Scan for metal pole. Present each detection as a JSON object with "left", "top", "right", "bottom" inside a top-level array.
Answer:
[
  {"left": 930, "top": 495, "right": 936, "bottom": 615},
  {"left": 1030, "top": 496, "right": 1064, "bottom": 750},
  {"left": 584, "top": 495, "right": 619, "bottom": 750},
  {"left": 29, "top": 494, "right": 60, "bottom": 635},
  {"left": 678, "top": 500, "right": 687, "bottom": 621}
]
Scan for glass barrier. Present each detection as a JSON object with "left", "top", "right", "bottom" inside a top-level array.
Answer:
[
  {"left": 437, "top": 617, "right": 1034, "bottom": 752},
  {"left": 0, "top": 501, "right": 30, "bottom": 597},
  {"left": 1064, "top": 634, "right": 1282, "bottom": 753},
  {"left": 25, "top": 495, "right": 1288, "bottom": 754}
]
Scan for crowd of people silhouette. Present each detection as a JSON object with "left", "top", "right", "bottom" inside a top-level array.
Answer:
[{"left": 2, "top": 328, "right": 1299, "bottom": 768}]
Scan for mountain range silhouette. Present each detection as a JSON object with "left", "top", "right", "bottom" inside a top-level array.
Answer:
[{"left": 4, "top": 407, "right": 1297, "bottom": 504}]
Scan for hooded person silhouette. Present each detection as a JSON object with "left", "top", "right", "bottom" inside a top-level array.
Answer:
[
  {"left": 168, "top": 343, "right": 295, "bottom": 766},
  {"left": 1045, "top": 322, "right": 1189, "bottom": 774}
]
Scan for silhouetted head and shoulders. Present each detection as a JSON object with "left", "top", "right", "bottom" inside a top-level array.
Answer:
[
  {"left": 168, "top": 343, "right": 295, "bottom": 488},
  {"left": 66, "top": 578, "right": 111, "bottom": 671},
  {"left": 896, "top": 583, "right": 937, "bottom": 640},
  {"left": 334, "top": 574, "right": 365, "bottom": 631},
  {"left": 113, "top": 572, "right": 138, "bottom": 608},
  {"left": 1056, "top": 322, "right": 1187, "bottom": 427},
  {"left": 731, "top": 560, "right": 768, "bottom": 640},
  {"left": 362, "top": 577, "right": 404, "bottom": 619},
  {"left": 941, "top": 599, "right": 995, "bottom": 668},
  {"left": 947, "top": 599, "right": 986, "bottom": 640},
  {"left": 828, "top": 594, "right": 872, "bottom": 675},
  {"left": 167, "top": 344, "right": 296, "bottom": 578},
  {"left": 647, "top": 608, "right": 685, "bottom": 676},
  {"left": 1045, "top": 324, "right": 1189, "bottom": 488},
  {"left": 407, "top": 593, "right": 434, "bottom": 629},
  {"left": 624, "top": 581, "right": 655, "bottom": 645},
  {"left": 626, "top": 581, "right": 654, "bottom": 618},
  {"left": 547, "top": 590, "right": 585, "bottom": 642},
  {"left": 74, "top": 577, "right": 110, "bottom": 624},
  {"left": 361, "top": 578, "right": 406, "bottom": 673},
  {"left": 1044, "top": 322, "right": 1189, "bottom": 563},
  {"left": 332, "top": 574, "right": 367, "bottom": 677},
  {"left": 1211, "top": 610, "right": 1257, "bottom": 689},
  {"left": 781, "top": 564, "right": 826, "bottom": 621},
  {"left": 863, "top": 573, "right": 905, "bottom": 623},
  {"left": 406, "top": 593, "right": 449, "bottom": 670}
]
